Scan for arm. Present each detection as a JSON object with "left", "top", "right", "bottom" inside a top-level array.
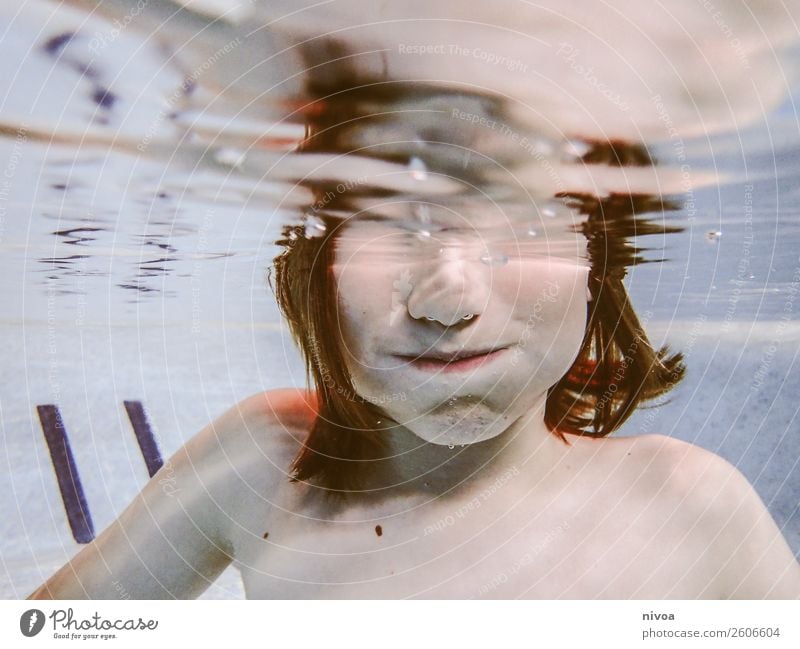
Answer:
[
  {"left": 27, "top": 398, "right": 258, "bottom": 599},
  {"left": 27, "top": 389, "right": 311, "bottom": 599}
]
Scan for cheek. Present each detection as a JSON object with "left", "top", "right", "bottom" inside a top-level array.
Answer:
[
  {"left": 332, "top": 261, "right": 399, "bottom": 368},
  {"left": 512, "top": 264, "right": 589, "bottom": 369},
  {"left": 334, "top": 260, "right": 391, "bottom": 309},
  {"left": 332, "top": 265, "right": 367, "bottom": 368},
  {"left": 503, "top": 261, "right": 588, "bottom": 318}
]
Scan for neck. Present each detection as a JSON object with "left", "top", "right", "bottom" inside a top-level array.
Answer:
[{"left": 371, "top": 394, "right": 569, "bottom": 496}]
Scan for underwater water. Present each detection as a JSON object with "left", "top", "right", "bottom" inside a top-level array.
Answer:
[{"left": 1, "top": 0, "right": 799, "bottom": 598}]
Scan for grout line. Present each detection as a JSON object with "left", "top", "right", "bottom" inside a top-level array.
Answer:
[
  {"left": 35, "top": 405, "right": 95, "bottom": 544},
  {"left": 123, "top": 401, "right": 164, "bottom": 478}
]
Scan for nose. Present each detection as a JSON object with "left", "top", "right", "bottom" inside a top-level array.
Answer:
[{"left": 406, "top": 249, "right": 491, "bottom": 326}]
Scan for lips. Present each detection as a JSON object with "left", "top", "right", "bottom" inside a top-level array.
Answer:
[{"left": 395, "top": 347, "right": 509, "bottom": 373}]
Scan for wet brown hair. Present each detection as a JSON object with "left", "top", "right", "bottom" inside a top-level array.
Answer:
[
  {"left": 272, "top": 192, "right": 684, "bottom": 492},
  {"left": 270, "top": 75, "right": 684, "bottom": 493}
]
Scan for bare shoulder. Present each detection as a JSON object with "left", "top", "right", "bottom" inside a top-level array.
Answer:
[
  {"left": 612, "top": 434, "right": 800, "bottom": 598},
  {"left": 220, "top": 388, "right": 317, "bottom": 444},
  {"left": 570, "top": 432, "right": 727, "bottom": 488},
  {"left": 609, "top": 433, "right": 766, "bottom": 513},
  {"left": 156, "top": 388, "right": 318, "bottom": 534},
  {"left": 617, "top": 434, "right": 766, "bottom": 505},
  {"left": 199, "top": 388, "right": 317, "bottom": 484},
  {"left": 621, "top": 433, "right": 735, "bottom": 483}
]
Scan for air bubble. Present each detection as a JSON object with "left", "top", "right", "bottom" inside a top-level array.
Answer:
[
  {"left": 561, "top": 139, "right": 591, "bottom": 159},
  {"left": 448, "top": 444, "right": 455, "bottom": 449},
  {"left": 540, "top": 198, "right": 570, "bottom": 219},
  {"left": 541, "top": 206, "right": 557, "bottom": 218},
  {"left": 413, "top": 202, "right": 431, "bottom": 223},
  {"left": 527, "top": 225, "right": 538, "bottom": 237},
  {"left": 214, "top": 147, "right": 246, "bottom": 168},
  {"left": 480, "top": 250, "right": 509, "bottom": 267},
  {"left": 304, "top": 214, "right": 327, "bottom": 238},
  {"left": 408, "top": 156, "right": 428, "bottom": 181}
]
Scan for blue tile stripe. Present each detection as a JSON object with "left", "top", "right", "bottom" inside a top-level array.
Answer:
[
  {"left": 35, "top": 405, "right": 95, "bottom": 544},
  {"left": 123, "top": 400, "right": 163, "bottom": 478}
]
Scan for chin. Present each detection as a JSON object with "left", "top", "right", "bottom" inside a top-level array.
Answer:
[{"left": 400, "top": 402, "right": 511, "bottom": 447}]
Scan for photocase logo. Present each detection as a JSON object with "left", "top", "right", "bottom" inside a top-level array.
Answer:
[{"left": 20, "top": 609, "right": 45, "bottom": 637}]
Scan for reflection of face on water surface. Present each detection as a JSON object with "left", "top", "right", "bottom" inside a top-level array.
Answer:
[{"left": 332, "top": 215, "right": 590, "bottom": 448}]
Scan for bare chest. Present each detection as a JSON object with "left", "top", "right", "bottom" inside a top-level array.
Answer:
[{"left": 225, "top": 482, "right": 714, "bottom": 598}]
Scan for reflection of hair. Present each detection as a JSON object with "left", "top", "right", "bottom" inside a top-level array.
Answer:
[
  {"left": 548, "top": 190, "right": 685, "bottom": 436},
  {"left": 271, "top": 73, "right": 684, "bottom": 493}
]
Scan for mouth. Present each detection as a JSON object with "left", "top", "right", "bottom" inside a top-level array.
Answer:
[{"left": 394, "top": 347, "right": 509, "bottom": 373}]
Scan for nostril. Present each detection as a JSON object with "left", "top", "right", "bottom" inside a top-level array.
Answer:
[
  {"left": 450, "top": 314, "right": 481, "bottom": 329},
  {"left": 416, "top": 312, "right": 480, "bottom": 327}
]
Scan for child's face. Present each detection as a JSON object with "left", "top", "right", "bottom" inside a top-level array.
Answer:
[{"left": 331, "top": 216, "right": 590, "bottom": 447}]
